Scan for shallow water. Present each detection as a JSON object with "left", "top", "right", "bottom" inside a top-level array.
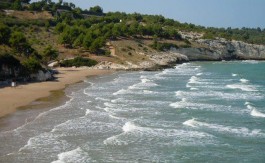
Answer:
[{"left": 0, "top": 61, "right": 265, "bottom": 162}]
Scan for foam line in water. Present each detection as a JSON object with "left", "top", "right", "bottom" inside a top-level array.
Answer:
[
  {"left": 143, "top": 90, "right": 154, "bottom": 94},
  {"left": 183, "top": 118, "right": 197, "bottom": 127},
  {"left": 244, "top": 101, "right": 252, "bottom": 106},
  {"left": 103, "top": 134, "right": 128, "bottom": 146},
  {"left": 242, "top": 60, "right": 259, "bottom": 64},
  {"left": 226, "top": 84, "right": 257, "bottom": 92},
  {"left": 52, "top": 147, "right": 90, "bottom": 163},
  {"left": 232, "top": 73, "right": 238, "bottom": 77},
  {"left": 104, "top": 102, "right": 116, "bottom": 108},
  {"left": 246, "top": 105, "right": 255, "bottom": 110},
  {"left": 95, "top": 97, "right": 109, "bottom": 101},
  {"left": 240, "top": 78, "right": 249, "bottom": 83},
  {"left": 190, "top": 87, "right": 198, "bottom": 91},
  {"left": 169, "top": 98, "right": 188, "bottom": 109},
  {"left": 122, "top": 122, "right": 139, "bottom": 132},
  {"left": 183, "top": 118, "right": 265, "bottom": 137},
  {"left": 175, "top": 91, "right": 184, "bottom": 97},
  {"left": 250, "top": 108, "right": 265, "bottom": 118},
  {"left": 141, "top": 78, "right": 151, "bottom": 83},
  {"left": 188, "top": 76, "right": 200, "bottom": 84},
  {"left": 196, "top": 73, "right": 203, "bottom": 76},
  {"left": 113, "top": 89, "right": 128, "bottom": 95}
]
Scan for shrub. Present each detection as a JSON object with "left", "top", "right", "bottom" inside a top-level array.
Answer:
[
  {"left": 59, "top": 57, "right": 98, "bottom": 67},
  {"left": 22, "top": 57, "right": 42, "bottom": 74},
  {"left": 0, "top": 23, "right": 11, "bottom": 44},
  {"left": 150, "top": 40, "right": 178, "bottom": 51}
]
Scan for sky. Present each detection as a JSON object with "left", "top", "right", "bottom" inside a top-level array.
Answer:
[{"left": 32, "top": 0, "right": 265, "bottom": 29}]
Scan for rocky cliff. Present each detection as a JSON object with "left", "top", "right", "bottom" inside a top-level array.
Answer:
[
  {"left": 93, "top": 36, "right": 265, "bottom": 70},
  {"left": 175, "top": 38, "right": 265, "bottom": 61}
]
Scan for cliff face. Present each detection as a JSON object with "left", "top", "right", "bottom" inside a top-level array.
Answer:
[
  {"left": 93, "top": 37, "right": 265, "bottom": 70},
  {"left": 175, "top": 39, "right": 265, "bottom": 61}
]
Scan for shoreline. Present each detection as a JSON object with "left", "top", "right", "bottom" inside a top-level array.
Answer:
[
  {"left": 0, "top": 67, "right": 113, "bottom": 119},
  {"left": 0, "top": 59, "right": 263, "bottom": 131}
]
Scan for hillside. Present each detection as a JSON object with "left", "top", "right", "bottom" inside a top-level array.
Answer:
[{"left": 1, "top": 0, "right": 265, "bottom": 82}]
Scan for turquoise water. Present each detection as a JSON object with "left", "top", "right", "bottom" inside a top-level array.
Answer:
[{"left": 0, "top": 61, "right": 265, "bottom": 162}]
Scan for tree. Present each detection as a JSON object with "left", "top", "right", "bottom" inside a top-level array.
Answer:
[
  {"left": 21, "top": 0, "right": 31, "bottom": 3},
  {"left": 9, "top": 31, "right": 27, "bottom": 51},
  {"left": 58, "top": 0, "right": 63, "bottom": 5},
  {"left": 82, "top": 32, "right": 94, "bottom": 49},
  {"left": 12, "top": 0, "right": 22, "bottom": 10},
  {"left": 89, "top": 37, "right": 105, "bottom": 53},
  {"left": 43, "top": 45, "right": 58, "bottom": 62},
  {"left": 0, "top": 23, "right": 11, "bottom": 44},
  {"left": 73, "top": 34, "right": 84, "bottom": 47},
  {"left": 89, "top": 6, "right": 103, "bottom": 14},
  {"left": 22, "top": 57, "right": 42, "bottom": 74},
  {"left": 58, "top": 26, "right": 80, "bottom": 47}
]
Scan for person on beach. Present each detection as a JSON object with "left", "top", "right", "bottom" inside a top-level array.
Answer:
[{"left": 11, "top": 79, "right": 16, "bottom": 88}]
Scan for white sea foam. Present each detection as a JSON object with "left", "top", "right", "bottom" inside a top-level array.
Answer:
[
  {"left": 175, "top": 91, "right": 184, "bottom": 97},
  {"left": 186, "top": 83, "right": 191, "bottom": 88},
  {"left": 122, "top": 122, "right": 139, "bottom": 132},
  {"left": 196, "top": 73, "right": 203, "bottom": 76},
  {"left": 244, "top": 101, "right": 252, "bottom": 106},
  {"left": 111, "top": 98, "right": 121, "bottom": 103},
  {"left": 52, "top": 147, "right": 89, "bottom": 163},
  {"left": 190, "top": 87, "right": 199, "bottom": 91},
  {"left": 103, "top": 135, "right": 128, "bottom": 146},
  {"left": 95, "top": 97, "right": 109, "bottom": 101},
  {"left": 242, "top": 60, "right": 259, "bottom": 64},
  {"left": 140, "top": 75, "right": 147, "bottom": 79},
  {"left": 183, "top": 118, "right": 265, "bottom": 137},
  {"left": 85, "top": 109, "right": 91, "bottom": 116},
  {"left": 108, "top": 114, "right": 122, "bottom": 119},
  {"left": 240, "top": 78, "right": 249, "bottom": 83},
  {"left": 104, "top": 102, "right": 116, "bottom": 108},
  {"left": 141, "top": 78, "right": 151, "bottom": 83},
  {"left": 128, "top": 80, "right": 157, "bottom": 90},
  {"left": 169, "top": 98, "right": 188, "bottom": 109},
  {"left": 246, "top": 105, "right": 255, "bottom": 110},
  {"left": 188, "top": 76, "right": 200, "bottom": 84},
  {"left": 251, "top": 109, "right": 265, "bottom": 118},
  {"left": 113, "top": 89, "right": 128, "bottom": 95},
  {"left": 143, "top": 90, "right": 154, "bottom": 94},
  {"left": 232, "top": 73, "right": 238, "bottom": 77},
  {"left": 183, "top": 118, "right": 197, "bottom": 127},
  {"left": 226, "top": 84, "right": 257, "bottom": 92}
]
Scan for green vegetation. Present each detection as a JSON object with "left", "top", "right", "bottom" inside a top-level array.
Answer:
[
  {"left": 22, "top": 57, "right": 42, "bottom": 74},
  {"left": 43, "top": 45, "right": 58, "bottom": 63},
  {"left": 150, "top": 40, "right": 179, "bottom": 51},
  {"left": 59, "top": 57, "right": 98, "bottom": 67}
]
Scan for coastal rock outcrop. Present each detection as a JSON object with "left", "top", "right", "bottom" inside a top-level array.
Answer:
[
  {"left": 30, "top": 70, "right": 52, "bottom": 81},
  {"left": 93, "top": 52, "right": 189, "bottom": 70},
  {"left": 148, "top": 52, "right": 189, "bottom": 66},
  {"left": 175, "top": 38, "right": 265, "bottom": 61}
]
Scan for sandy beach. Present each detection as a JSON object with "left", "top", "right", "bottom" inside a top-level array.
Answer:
[{"left": 0, "top": 67, "right": 112, "bottom": 118}]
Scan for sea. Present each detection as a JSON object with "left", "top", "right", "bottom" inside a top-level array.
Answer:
[{"left": 0, "top": 61, "right": 265, "bottom": 163}]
